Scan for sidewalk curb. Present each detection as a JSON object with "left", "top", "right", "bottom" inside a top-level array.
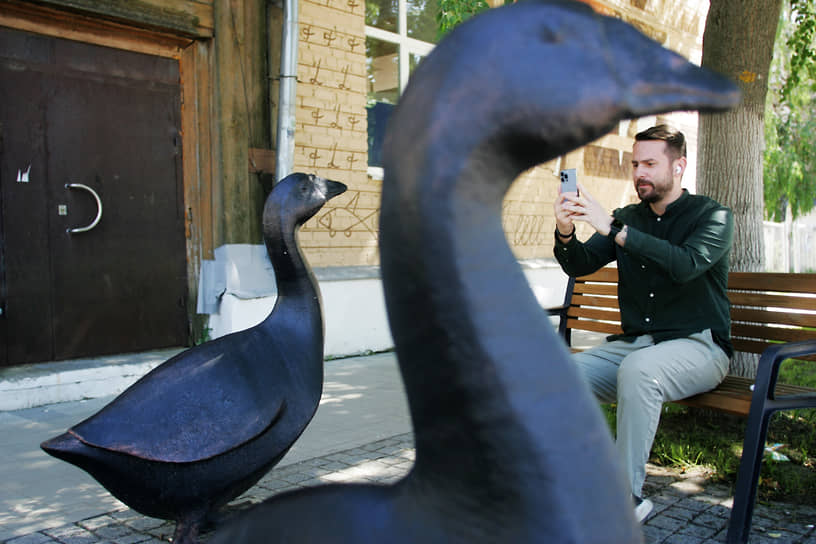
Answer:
[{"left": 0, "top": 349, "right": 183, "bottom": 411}]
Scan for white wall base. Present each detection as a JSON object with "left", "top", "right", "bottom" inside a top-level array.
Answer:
[
  {"left": 205, "top": 256, "right": 570, "bottom": 358},
  {"left": 207, "top": 277, "right": 394, "bottom": 357}
]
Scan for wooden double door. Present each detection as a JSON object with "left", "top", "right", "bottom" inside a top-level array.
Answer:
[{"left": 0, "top": 27, "right": 189, "bottom": 366}]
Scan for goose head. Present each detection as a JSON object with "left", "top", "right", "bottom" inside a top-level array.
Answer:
[
  {"left": 384, "top": 0, "right": 740, "bottom": 187},
  {"left": 263, "top": 173, "right": 347, "bottom": 236}
]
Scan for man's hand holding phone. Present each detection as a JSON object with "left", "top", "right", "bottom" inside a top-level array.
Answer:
[
  {"left": 555, "top": 169, "right": 579, "bottom": 239},
  {"left": 556, "top": 175, "right": 617, "bottom": 239},
  {"left": 559, "top": 169, "right": 578, "bottom": 195}
]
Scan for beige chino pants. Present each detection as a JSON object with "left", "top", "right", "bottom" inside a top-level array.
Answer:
[{"left": 573, "top": 329, "right": 729, "bottom": 497}]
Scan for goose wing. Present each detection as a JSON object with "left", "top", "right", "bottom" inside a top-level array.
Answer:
[{"left": 68, "top": 329, "right": 311, "bottom": 463}]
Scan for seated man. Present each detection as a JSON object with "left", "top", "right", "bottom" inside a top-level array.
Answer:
[{"left": 552, "top": 124, "right": 733, "bottom": 522}]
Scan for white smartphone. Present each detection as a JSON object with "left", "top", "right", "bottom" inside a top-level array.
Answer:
[{"left": 560, "top": 168, "right": 578, "bottom": 194}]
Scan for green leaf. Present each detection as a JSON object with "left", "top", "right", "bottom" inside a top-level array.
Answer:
[
  {"left": 764, "top": 0, "right": 816, "bottom": 222},
  {"left": 436, "top": 0, "right": 489, "bottom": 36}
]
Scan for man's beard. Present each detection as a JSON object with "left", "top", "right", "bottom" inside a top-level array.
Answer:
[{"left": 636, "top": 174, "right": 673, "bottom": 204}]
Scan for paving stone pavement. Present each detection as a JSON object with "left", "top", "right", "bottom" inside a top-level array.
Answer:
[
  {"left": 3, "top": 432, "right": 815, "bottom": 544},
  {"left": 3, "top": 351, "right": 815, "bottom": 543}
]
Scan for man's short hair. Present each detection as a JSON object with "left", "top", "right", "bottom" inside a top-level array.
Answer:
[{"left": 635, "top": 124, "right": 686, "bottom": 160}]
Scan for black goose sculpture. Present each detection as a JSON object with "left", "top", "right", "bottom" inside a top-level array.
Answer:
[
  {"left": 40, "top": 173, "right": 347, "bottom": 544},
  {"left": 212, "top": 1, "right": 740, "bottom": 542}
]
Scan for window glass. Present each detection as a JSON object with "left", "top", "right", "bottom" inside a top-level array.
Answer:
[
  {"left": 366, "top": 0, "right": 438, "bottom": 166},
  {"left": 367, "top": 37, "right": 399, "bottom": 166},
  {"left": 407, "top": 0, "right": 440, "bottom": 43},
  {"left": 366, "top": 37, "right": 399, "bottom": 104},
  {"left": 366, "top": 0, "right": 398, "bottom": 33}
]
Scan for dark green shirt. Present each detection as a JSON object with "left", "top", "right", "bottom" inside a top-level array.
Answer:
[{"left": 554, "top": 190, "right": 734, "bottom": 356}]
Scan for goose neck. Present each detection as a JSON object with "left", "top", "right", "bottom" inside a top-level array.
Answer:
[{"left": 265, "top": 227, "right": 319, "bottom": 304}]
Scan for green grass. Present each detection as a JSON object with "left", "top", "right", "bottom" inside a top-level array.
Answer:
[{"left": 602, "top": 358, "right": 816, "bottom": 505}]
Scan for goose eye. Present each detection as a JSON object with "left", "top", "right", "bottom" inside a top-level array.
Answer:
[{"left": 539, "top": 26, "right": 562, "bottom": 44}]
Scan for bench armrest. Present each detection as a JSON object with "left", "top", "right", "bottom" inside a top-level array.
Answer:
[
  {"left": 545, "top": 303, "right": 570, "bottom": 342},
  {"left": 754, "top": 340, "right": 816, "bottom": 403},
  {"left": 546, "top": 276, "right": 577, "bottom": 343},
  {"left": 546, "top": 303, "right": 569, "bottom": 316}
]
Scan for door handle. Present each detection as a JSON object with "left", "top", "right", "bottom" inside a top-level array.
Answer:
[{"left": 65, "top": 183, "right": 103, "bottom": 233}]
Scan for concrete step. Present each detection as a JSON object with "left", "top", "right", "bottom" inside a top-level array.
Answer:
[{"left": 0, "top": 347, "right": 185, "bottom": 411}]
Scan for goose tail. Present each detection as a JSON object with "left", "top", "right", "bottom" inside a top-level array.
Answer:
[{"left": 41, "top": 431, "right": 86, "bottom": 464}]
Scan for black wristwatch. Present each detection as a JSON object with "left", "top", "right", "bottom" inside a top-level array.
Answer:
[{"left": 608, "top": 218, "right": 624, "bottom": 240}]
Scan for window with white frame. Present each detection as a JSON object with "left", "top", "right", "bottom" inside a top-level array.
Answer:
[{"left": 366, "top": 0, "right": 438, "bottom": 168}]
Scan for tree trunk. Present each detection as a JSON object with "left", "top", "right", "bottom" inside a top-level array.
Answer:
[
  {"left": 697, "top": 0, "right": 782, "bottom": 376},
  {"left": 699, "top": 110, "right": 766, "bottom": 273}
]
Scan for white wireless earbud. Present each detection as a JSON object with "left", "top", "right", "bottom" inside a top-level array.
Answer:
[{"left": 675, "top": 166, "right": 682, "bottom": 174}]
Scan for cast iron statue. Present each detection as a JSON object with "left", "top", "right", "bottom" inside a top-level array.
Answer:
[
  {"left": 212, "top": 1, "right": 739, "bottom": 542},
  {"left": 40, "top": 173, "right": 347, "bottom": 544}
]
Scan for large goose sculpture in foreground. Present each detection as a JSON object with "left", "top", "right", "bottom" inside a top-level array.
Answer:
[
  {"left": 41, "top": 173, "right": 347, "bottom": 544},
  {"left": 213, "top": 1, "right": 740, "bottom": 542}
]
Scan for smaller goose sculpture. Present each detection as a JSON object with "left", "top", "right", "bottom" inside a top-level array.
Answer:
[
  {"left": 212, "top": 1, "right": 740, "bottom": 542},
  {"left": 41, "top": 173, "right": 347, "bottom": 544}
]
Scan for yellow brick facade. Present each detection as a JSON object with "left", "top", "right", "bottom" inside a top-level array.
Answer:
[
  {"left": 298, "top": 0, "right": 709, "bottom": 268},
  {"left": 296, "top": 0, "right": 376, "bottom": 267}
]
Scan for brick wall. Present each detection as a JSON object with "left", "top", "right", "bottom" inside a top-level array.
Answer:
[{"left": 296, "top": 0, "right": 376, "bottom": 267}]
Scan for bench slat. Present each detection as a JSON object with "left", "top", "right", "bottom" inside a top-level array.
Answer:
[
  {"left": 730, "top": 338, "right": 816, "bottom": 361},
  {"left": 729, "top": 272, "right": 816, "bottom": 293},
  {"left": 573, "top": 283, "right": 618, "bottom": 297},
  {"left": 731, "top": 338, "right": 776, "bottom": 355},
  {"left": 570, "top": 294, "right": 620, "bottom": 309},
  {"left": 677, "top": 376, "right": 753, "bottom": 417},
  {"left": 567, "top": 306, "right": 621, "bottom": 322},
  {"left": 677, "top": 375, "right": 816, "bottom": 417},
  {"left": 577, "top": 268, "right": 619, "bottom": 282},
  {"left": 729, "top": 291, "right": 816, "bottom": 311},
  {"left": 708, "top": 375, "right": 754, "bottom": 394},
  {"left": 731, "top": 307, "right": 816, "bottom": 328},
  {"left": 676, "top": 391, "right": 752, "bottom": 416},
  {"left": 732, "top": 323, "right": 816, "bottom": 344},
  {"left": 565, "top": 318, "right": 621, "bottom": 335}
]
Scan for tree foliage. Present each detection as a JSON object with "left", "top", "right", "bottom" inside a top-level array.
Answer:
[
  {"left": 781, "top": 0, "right": 816, "bottom": 101},
  {"left": 436, "top": 0, "right": 489, "bottom": 36},
  {"left": 764, "top": 0, "right": 816, "bottom": 222}
]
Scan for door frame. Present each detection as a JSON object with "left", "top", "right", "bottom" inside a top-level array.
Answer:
[{"left": 0, "top": 1, "right": 217, "bottom": 343}]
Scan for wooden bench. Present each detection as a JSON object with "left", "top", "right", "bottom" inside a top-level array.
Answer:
[{"left": 549, "top": 267, "right": 816, "bottom": 543}]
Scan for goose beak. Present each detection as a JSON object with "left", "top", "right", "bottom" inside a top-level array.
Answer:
[
  {"left": 605, "top": 19, "right": 741, "bottom": 116},
  {"left": 626, "top": 60, "right": 741, "bottom": 117},
  {"left": 323, "top": 179, "right": 347, "bottom": 200}
]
